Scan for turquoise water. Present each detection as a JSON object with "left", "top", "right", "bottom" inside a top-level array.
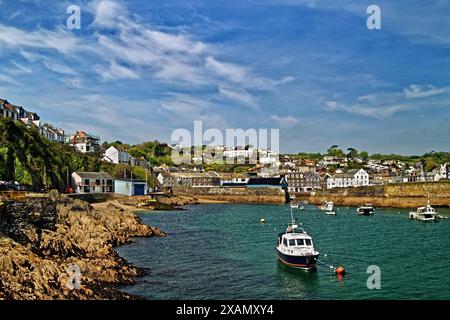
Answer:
[{"left": 115, "top": 204, "right": 450, "bottom": 300}]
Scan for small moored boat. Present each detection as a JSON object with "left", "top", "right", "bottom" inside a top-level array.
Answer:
[
  {"left": 276, "top": 209, "right": 319, "bottom": 270},
  {"left": 357, "top": 204, "right": 375, "bottom": 216},
  {"left": 319, "top": 201, "right": 335, "bottom": 215},
  {"left": 290, "top": 202, "right": 299, "bottom": 209},
  {"left": 409, "top": 201, "right": 439, "bottom": 222}
]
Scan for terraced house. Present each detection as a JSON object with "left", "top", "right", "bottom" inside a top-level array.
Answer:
[{"left": 1, "top": 98, "right": 64, "bottom": 144}]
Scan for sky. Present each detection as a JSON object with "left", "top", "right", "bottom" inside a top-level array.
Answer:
[{"left": 0, "top": 0, "right": 449, "bottom": 154}]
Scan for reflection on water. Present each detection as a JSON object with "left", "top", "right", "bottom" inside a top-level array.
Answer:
[{"left": 276, "top": 262, "right": 320, "bottom": 299}]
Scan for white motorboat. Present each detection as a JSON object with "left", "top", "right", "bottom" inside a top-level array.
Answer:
[
  {"left": 276, "top": 209, "right": 319, "bottom": 269},
  {"left": 357, "top": 204, "right": 375, "bottom": 216},
  {"left": 409, "top": 201, "right": 439, "bottom": 222}
]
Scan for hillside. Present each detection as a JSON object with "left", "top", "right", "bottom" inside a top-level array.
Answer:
[{"left": 0, "top": 118, "right": 152, "bottom": 190}]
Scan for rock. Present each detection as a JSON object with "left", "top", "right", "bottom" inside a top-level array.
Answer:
[{"left": 0, "top": 198, "right": 164, "bottom": 300}]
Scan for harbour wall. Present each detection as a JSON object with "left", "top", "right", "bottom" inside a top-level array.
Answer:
[
  {"left": 302, "top": 181, "right": 450, "bottom": 208},
  {"left": 173, "top": 187, "right": 288, "bottom": 204}
]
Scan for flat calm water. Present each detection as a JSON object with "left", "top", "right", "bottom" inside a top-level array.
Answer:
[{"left": 115, "top": 204, "right": 450, "bottom": 300}]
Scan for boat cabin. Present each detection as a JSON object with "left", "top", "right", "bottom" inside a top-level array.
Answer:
[
  {"left": 417, "top": 206, "right": 437, "bottom": 219},
  {"left": 278, "top": 232, "right": 314, "bottom": 249}
]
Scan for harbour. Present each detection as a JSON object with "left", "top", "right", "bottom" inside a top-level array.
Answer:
[{"left": 116, "top": 204, "right": 450, "bottom": 300}]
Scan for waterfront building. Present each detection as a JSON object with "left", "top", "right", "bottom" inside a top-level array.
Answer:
[
  {"left": 115, "top": 179, "right": 147, "bottom": 196},
  {"left": 103, "top": 146, "right": 131, "bottom": 164},
  {"left": 326, "top": 169, "right": 370, "bottom": 189},
  {"left": 286, "top": 171, "right": 321, "bottom": 192},
  {"left": 219, "top": 173, "right": 249, "bottom": 187},
  {"left": 71, "top": 172, "right": 114, "bottom": 194}
]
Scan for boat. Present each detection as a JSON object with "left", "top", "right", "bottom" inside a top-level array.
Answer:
[
  {"left": 409, "top": 201, "right": 439, "bottom": 222},
  {"left": 276, "top": 209, "right": 319, "bottom": 270},
  {"left": 260, "top": 218, "right": 266, "bottom": 224},
  {"left": 318, "top": 201, "right": 335, "bottom": 215},
  {"left": 290, "top": 202, "right": 299, "bottom": 209},
  {"left": 357, "top": 204, "right": 375, "bottom": 216}
]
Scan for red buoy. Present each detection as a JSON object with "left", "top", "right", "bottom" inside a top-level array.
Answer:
[{"left": 335, "top": 266, "right": 346, "bottom": 275}]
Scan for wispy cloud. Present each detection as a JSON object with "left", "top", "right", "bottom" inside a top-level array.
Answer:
[
  {"left": 218, "top": 86, "right": 257, "bottom": 108},
  {"left": 96, "top": 60, "right": 140, "bottom": 80},
  {"left": 43, "top": 60, "right": 78, "bottom": 76},
  {"left": 0, "top": 25, "right": 81, "bottom": 54},
  {"left": 404, "top": 84, "right": 447, "bottom": 99},
  {"left": 270, "top": 115, "right": 299, "bottom": 128}
]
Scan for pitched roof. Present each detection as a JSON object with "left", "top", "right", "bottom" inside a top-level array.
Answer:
[
  {"left": 73, "top": 172, "right": 114, "bottom": 180},
  {"left": 332, "top": 169, "right": 365, "bottom": 178}
]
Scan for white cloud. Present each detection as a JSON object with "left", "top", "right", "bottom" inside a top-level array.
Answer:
[
  {"left": 92, "top": 0, "right": 127, "bottom": 28},
  {"left": 0, "top": 25, "right": 80, "bottom": 54},
  {"left": 96, "top": 60, "right": 140, "bottom": 80},
  {"left": 218, "top": 86, "right": 257, "bottom": 108},
  {"left": 205, "top": 56, "right": 248, "bottom": 84},
  {"left": 270, "top": 115, "right": 299, "bottom": 128},
  {"left": 357, "top": 94, "right": 377, "bottom": 102},
  {"left": 404, "top": 84, "right": 447, "bottom": 99},
  {"left": 43, "top": 60, "right": 77, "bottom": 75}
]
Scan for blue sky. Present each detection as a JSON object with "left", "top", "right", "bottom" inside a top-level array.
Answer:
[{"left": 0, "top": 0, "right": 449, "bottom": 154}]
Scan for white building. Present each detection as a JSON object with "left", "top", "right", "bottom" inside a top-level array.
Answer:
[
  {"left": 440, "top": 163, "right": 449, "bottom": 180},
  {"left": 41, "top": 124, "right": 65, "bottom": 144},
  {"left": 103, "top": 146, "right": 131, "bottom": 164},
  {"left": 259, "top": 150, "right": 279, "bottom": 165},
  {"left": 66, "top": 131, "right": 100, "bottom": 153},
  {"left": 223, "top": 148, "right": 255, "bottom": 159},
  {"left": 71, "top": 172, "right": 114, "bottom": 194},
  {"left": 327, "top": 169, "right": 370, "bottom": 189}
]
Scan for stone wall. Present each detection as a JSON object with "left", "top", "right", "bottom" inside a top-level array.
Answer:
[
  {"left": 68, "top": 193, "right": 112, "bottom": 203},
  {"left": 173, "top": 187, "right": 288, "bottom": 204},
  {"left": 304, "top": 181, "right": 450, "bottom": 208}
]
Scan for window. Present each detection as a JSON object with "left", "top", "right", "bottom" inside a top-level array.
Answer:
[
  {"left": 296, "top": 239, "right": 305, "bottom": 246},
  {"left": 84, "top": 179, "right": 89, "bottom": 185},
  {"left": 289, "top": 239, "right": 296, "bottom": 246},
  {"left": 96, "top": 179, "right": 101, "bottom": 186},
  {"left": 283, "top": 238, "right": 287, "bottom": 246},
  {"left": 305, "top": 239, "right": 312, "bottom": 246}
]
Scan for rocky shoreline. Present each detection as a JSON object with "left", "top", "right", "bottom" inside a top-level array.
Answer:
[{"left": 0, "top": 195, "right": 165, "bottom": 300}]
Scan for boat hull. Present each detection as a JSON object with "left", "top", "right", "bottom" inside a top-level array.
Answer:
[{"left": 276, "top": 249, "right": 319, "bottom": 270}]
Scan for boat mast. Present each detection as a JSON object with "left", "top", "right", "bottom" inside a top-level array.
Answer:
[{"left": 290, "top": 207, "right": 295, "bottom": 226}]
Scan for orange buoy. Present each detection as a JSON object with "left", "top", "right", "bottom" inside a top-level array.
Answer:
[{"left": 335, "top": 266, "right": 346, "bottom": 275}]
